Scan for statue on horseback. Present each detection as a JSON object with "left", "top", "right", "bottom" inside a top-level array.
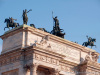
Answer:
[
  {"left": 82, "top": 36, "right": 96, "bottom": 48},
  {"left": 4, "top": 17, "right": 19, "bottom": 30},
  {"left": 50, "top": 12, "right": 65, "bottom": 38},
  {"left": 22, "top": 9, "right": 32, "bottom": 25}
]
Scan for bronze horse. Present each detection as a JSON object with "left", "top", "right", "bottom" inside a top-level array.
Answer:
[
  {"left": 82, "top": 38, "right": 96, "bottom": 48},
  {"left": 4, "top": 18, "right": 19, "bottom": 30},
  {"left": 50, "top": 26, "right": 65, "bottom": 38},
  {"left": 51, "top": 16, "right": 65, "bottom": 38}
]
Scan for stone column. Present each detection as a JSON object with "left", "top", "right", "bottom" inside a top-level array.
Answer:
[
  {"left": 24, "top": 64, "right": 31, "bottom": 75},
  {"left": 26, "top": 69, "right": 30, "bottom": 75},
  {"left": 30, "top": 63, "right": 38, "bottom": 75}
]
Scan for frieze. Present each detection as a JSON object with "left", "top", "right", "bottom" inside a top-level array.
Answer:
[
  {"left": 40, "top": 56, "right": 46, "bottom": 62},
  {"left": 87, "top": 61, "right": 100, "bottom": 69},
  {"left": 86, "top": 69, "right": 100, "bottom": 75},
  {"left": 0, "top": 55, "right": 21, "bottom": 66},
  {"left": 46, "top": 57, "right": 52, "bottom": 63},
  {"left": 35, "top": 53, "right": 59, "bottom": 66},
  {"left": 34, "top": 35, "right": 80, "bottom": 62},
  {"left": 60, "top": 65, "right": 76, "bottom": 74},
  {"left": 35, "top": 36, "right": 80, "bottom": 63}
]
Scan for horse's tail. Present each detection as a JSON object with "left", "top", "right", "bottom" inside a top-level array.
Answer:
[
  {"left": 95, "top": 45, "right": 97, "bottom": 48},
  {"left": 17, "top": 23, "right": 20, "bottom": 26},
  {"left": 82, "top": 42, "right": 84, "bottom": 46}
]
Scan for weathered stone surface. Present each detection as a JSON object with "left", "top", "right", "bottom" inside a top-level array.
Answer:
[{"left": 0, "top": 24, "right": 100, "bottom": 75}]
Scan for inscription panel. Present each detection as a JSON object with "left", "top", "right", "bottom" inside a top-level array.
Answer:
[
  {"left": 35, "top": 37, "right": 80, "bottom": 63},
  {"left": 27, "top": 32, "right": 42, "bottom": 46},
  {"left": 26, "top": 33, "right": 80, "bottom": 63},
  {"left": 3, "top": 32, "right": 23, "bottom": 51},
  {"left": 49, "top": 41, "right": 80, "bottom": 63}
]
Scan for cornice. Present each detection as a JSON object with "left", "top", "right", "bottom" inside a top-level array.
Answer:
[
  {"left": 24, "top": 25, "right": 97, "bottom": 53},
  {"left": 24, "top": 45, "right": 66, "bottom": 59},
  {"left": 23, "top": 45, "right": 79, "bottom": 66},
  {"left": 87, "top": 61, "right": 100, "bottom": 70},
  {"left": 0, "top": 47, "right": 22, "bottom": 60},
  {"left": 0, "top": 24, "right": 97, "bottom": 54},
  {"left": 79, "top": 61, "right": 100, "bottom": 70},
  {"left": 60, "top": 59, "right": 78, "bottom": 66}
]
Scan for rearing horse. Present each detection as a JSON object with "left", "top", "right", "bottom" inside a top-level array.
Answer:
[
  {"left": 4, "top": 18, "right": 19, "bottom": 31},
  {"left": 82, "top": 38, "right": 96, "bottom": 48}
]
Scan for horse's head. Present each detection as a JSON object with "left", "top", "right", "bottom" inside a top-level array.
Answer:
[
  {"left": 4, "top": 19, "right": 7, "bottom": 23},
  {"left": 92, "top": 38, "right": 96, "bottom": 42},
  {"left": 4, "top": 18, "right": 10, "bottom": 23}
]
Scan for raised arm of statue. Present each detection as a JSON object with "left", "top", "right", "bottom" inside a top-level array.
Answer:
[
  {"left": 27, "top": 9, "right": 32, "bottom": 13},
  {"left": 53, "top": 17, "right": 55, "bottom": 21},
  {"left": 86, "top": 35, "right": 88, "bottom": 39},
  {"left": 13, "top": 19, "right": 17, "bottom": 21}
]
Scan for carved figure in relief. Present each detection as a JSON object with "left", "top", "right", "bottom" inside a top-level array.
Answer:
[
  {"left": 40, "top": 35, "right": 49, "bottom": 45},
  {"left": 40, "top": 37, "right": 47, "bottom": 45},
  {"left": 84, "top": 51, "right": 92, "bottom": 62},
  {"left": 91, "top": 52, "right": 99, "bottom": 62},
  {"left": 47, "top": 44, "right": 51, "bottom": 48},
  {"left": 85, "top": 55, "right": 91, "bottom": 62}
]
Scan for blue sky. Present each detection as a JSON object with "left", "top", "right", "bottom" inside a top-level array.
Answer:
[{"left": 0, "top": 0, "right": 100, "bottom": 62}]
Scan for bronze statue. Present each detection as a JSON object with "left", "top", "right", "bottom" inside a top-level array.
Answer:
[
  {"left": 53, "top": 16, "right": 60, "bottom": 31},
  {"left": 38, "top": 28, "right": 49, "bottom": 33},
  {"left": 22, "top": 9, "right": 32, "bottom": 24},
  {"left": 82, "top": 36, "right": 96, "bottom": 48},
  {"left": 4, "top": 17, "right": 19, "bottom": 30},
  {"left": 51, "top": 15, "right": 65, "bottom": 38},
  {"left": 30, "top": 24, "right": 36, "bottom": 28},
  {"left": 87, "top": 36, "right": 92, "bottom": 43},
  {"left": 9, "top": 17, "right": 17, "bottom": 23}
]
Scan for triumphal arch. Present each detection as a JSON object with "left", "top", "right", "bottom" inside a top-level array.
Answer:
[{"left": 0, "top": 24, "right": 100, "bottom": 75}]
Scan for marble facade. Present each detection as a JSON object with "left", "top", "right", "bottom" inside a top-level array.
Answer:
[{"left": 0, "top": 24, "right": 100, "bottom": 75}]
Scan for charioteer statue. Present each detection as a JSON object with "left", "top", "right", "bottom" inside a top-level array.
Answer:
[
  {"left": 22, "top": 9, "right": 32, "bottom": 25},
  {"left": 51, "top": 16, "right": 65, "bottom": 38},
  {"left": 82, "top": 36, "right": 96, "bottom": 48},
  {"left": 4, "top": 17, "right": 19, "bottom": 30}
]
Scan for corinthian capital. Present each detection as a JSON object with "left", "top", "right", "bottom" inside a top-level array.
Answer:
[
  {"left": 51, "top": 68, "right": 60, "bottom": 75},
  {"left": 30, "top": 63, "right": 39, "bottom": 71}
]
